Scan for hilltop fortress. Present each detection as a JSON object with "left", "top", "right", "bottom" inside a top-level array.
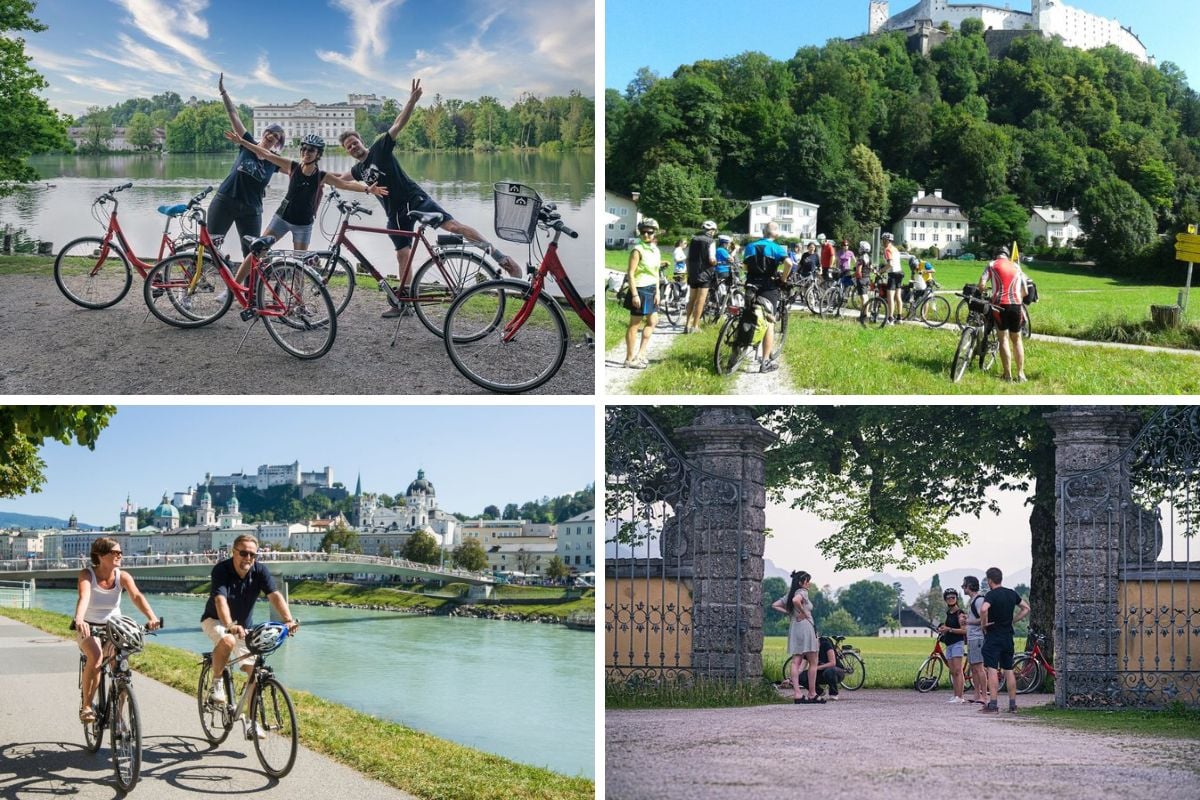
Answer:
[{"left": 868, "top": 0, "right": 1149, "bottom": 63}]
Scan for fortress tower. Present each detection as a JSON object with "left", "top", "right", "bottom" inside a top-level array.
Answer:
[{"left": 868, "top": 0, "right": 890, "bottom": 34}]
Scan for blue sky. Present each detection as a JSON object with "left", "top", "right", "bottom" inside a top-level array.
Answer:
[
  {"left": 25, "top": 0, "right": 594, "bottom": 118},
  {"left": 0, "top": 406, "right": 595, "bottom": 527},
  {"left": 607, "top": 0, "right": 1200, "bottom": 90}
]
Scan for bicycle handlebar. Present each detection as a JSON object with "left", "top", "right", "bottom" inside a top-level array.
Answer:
[{"left": 70, "top": 616, "right": 165, "bottom": 634}]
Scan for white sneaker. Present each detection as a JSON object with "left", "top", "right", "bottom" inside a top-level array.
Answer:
[
  {"left": 208, "top": 684, "right": 226, "bottom": 705},
  {"left": 947, "top": 696, "right": 965, "bottom": 704},
  {"left": 245, "top": 722, "right": 267, "bottom": 740},
  {"left": 825, "top": 694, "right": 839, "bottom": 701},
  {"left": 215, "top": 290, "right": 228, "bottom": 304}
]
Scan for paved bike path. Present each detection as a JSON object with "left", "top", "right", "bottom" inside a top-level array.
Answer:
[
  {"left": 0, "top": 615, "right": 416, "bottom": 800},
  {"left": 607, "top": 689, "right": 1200, "bottom": 800}
]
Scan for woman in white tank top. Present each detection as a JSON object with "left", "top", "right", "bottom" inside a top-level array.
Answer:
[{"left": 74, "top": 537, "right": 160, "bottom": 723}]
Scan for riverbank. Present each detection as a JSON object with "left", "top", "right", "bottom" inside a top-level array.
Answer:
[{"left": 0, "top": 606, "right": 593, "bottom": 800}]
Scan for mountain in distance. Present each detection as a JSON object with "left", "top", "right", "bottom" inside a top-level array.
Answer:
[{"left": 0, "top": 512, "right": 102, "bottom": 531}]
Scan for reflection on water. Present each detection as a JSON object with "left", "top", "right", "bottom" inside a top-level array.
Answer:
[
  {"left": 31, "top": 588, "right": 594, "bottom": 777},
  {"left": 4, "top": 151, "right": 596, "bottom": 293}
]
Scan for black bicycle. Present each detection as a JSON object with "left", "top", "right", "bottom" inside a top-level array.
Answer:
[
  {"left": 950, "top": 285, "right": 1000, "bottom": 382},
  {"left": 72, "top": 616, "right": 162, "bottom": 792},
  {"left": 781, "top": 636, "right": 866, "bottom": 691}
]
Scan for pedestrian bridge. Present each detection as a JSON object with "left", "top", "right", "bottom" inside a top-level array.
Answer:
[{"left": 0, "top": 551, "right": 495, "bottom": 586}]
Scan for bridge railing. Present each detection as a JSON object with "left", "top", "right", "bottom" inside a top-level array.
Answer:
[{"left": 0, "top": 551, "right": 491, "bottom": 582}]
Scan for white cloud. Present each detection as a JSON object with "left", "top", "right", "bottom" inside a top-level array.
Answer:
[
  {"left": 85, "top": 34, "right": 190, "bottom": 79},
  {"left": 24, "top": 43, "right": 91, "bottom": 73},
  {"left": 112, "top": 0, "right": 219, "bottom": 76},
  {"left": 62, "top": 73, "right": 150, "bottom": 97},
  {"left": 252, "top": 55, "right": 300, "bottom": 93},
  {"left": 316, "top": 0, "right": 406, "bottom": 83}
]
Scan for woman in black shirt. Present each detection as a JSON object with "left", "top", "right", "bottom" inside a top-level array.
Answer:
[{"left": 937, "top": 588, "right": 968, "bottom": 704}]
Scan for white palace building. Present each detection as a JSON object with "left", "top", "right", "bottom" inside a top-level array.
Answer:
[{"left": 868, "top": 0, "right": 1149, "bottom": 63}]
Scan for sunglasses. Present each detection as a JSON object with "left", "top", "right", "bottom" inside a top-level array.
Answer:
[
  {"left": 236, "top": 549, "right": 258, "bottom": 560},
  {"left": 108, "top": 551, "right": 123, "bottom": 557}
]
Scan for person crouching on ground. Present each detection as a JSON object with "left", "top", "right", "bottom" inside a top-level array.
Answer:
[
  {"left": 772, "top": 570, "right": 823, "bottom": 704},
  {"left": 624, "top": 218, "right": 660, "bottom": 368},
  {"left": 799, "top": 635, "right": 845, "bottom": 701}
]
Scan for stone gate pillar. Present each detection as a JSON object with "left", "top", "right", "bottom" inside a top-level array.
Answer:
[
  {"left": 1045, "top": 406, "right": 1140, "bottom": 706},
  {"left": 676, "top": 407, "right": 776, "bottom": 682}
]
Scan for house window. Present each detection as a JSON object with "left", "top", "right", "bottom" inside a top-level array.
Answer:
[
  {"left": 933, "top": 234, "right": 940, "bottom": 242},
  {"left": 782, "top": 223, "right": 792, "bottom": 233}
]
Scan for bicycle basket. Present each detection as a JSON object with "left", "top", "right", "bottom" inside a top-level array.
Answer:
[{"left": 493, "top": 182, "right": 543, "bottom": 244}]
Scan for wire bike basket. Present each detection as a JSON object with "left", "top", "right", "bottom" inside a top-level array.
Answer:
[{"left": 493, "top": 182, "right": 543, "bottom": 244}]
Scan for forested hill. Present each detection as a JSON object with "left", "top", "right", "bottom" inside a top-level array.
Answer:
[{"left": 606, "top": 23, "right": 1200, "bottom": 275}]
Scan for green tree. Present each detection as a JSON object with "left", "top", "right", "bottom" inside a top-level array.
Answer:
[
  {"left": 546, "top": 555, "right": 570, "bottom": 581},
  {"left": 452, "top": 538, "right": 488, "bottom": 572},
  {"left": 847, "top": 143, "right": 890, "bottom": 230},
  {"left": 402, "top": 529, "right": 441, "bottom": 565},
  {"left": 0, "top": 406, "right": 115, "bottom": 498},
  {"left": 639, "top": 162, "right": 703, "bottom": 231},
  {"left": 762, "top": 576, "right": 789, "bottom": 636},
  {"left": 821, "top": 607, "right": 861, "bottom": 637},
  {"left": 973, "top": 193, "right": 1031, "bottom": 252},
  {"left": 0, "top": 1, "right": 69, "bottom": 194},
  {"left": 1079, "top": 176, "right": 1156, "bottom": 267},
  {"left": 80, "top": 107, "right": 114, "bottom": 154},
  {"left": 482, "top": 504, "right": 501, "bottom": 519},
  {"left": 837, "top": 580, "right": 900, "bottom": 633},
  {"left": 914, "top": 586, "right": 945, "bottom": 628},
  {"left": 126, "top": 111, "right": 155, "bottom": 150},
  {"left": 319, "top": 523, "right": 361, "bottom": 554}
]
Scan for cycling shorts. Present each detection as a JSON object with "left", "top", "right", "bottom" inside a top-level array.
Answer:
[
  {"left": 995, "top": 303, "right": 1024, "bottom": 333},
  {"left": 855, "top": 279, "right": 871, "bottom": 294},
  {"left": 688, "top": 265, "right": 714, "bottom": 289},
  {"left": 981, "top": 634, "right": 1015, "bottom": 671},
  {"left": 886, "top": 272, "right": 903, "bottom": 290}
]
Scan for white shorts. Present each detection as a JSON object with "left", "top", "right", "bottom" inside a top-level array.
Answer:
[{"left": 201, "top": 617, "right": 250, "bottom": 666}]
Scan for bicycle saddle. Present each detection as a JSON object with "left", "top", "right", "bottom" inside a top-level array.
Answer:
[
  {"left": 408, "top": 210, "right": 444, "bottom": 226},
  {"left": 157, "top": 203, "right": 188, "bottom": 217},
  {"left": 244, "top": 235, "right": 277, "bottom": 254}
]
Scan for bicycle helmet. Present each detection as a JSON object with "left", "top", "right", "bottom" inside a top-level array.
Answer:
[
  {"left": 702, "top": 220, "right": 717, "bottom": 232},
  {"left": 881, "top": 232, "right": 894, "bottom": 241},
  {"left": 638, "top": 217, "right": 659, "bottom": 232},
  {"left": 246, "top": 622, "right": 289, "bottom": 655},
  {"left": 943, "top": 587, "right": 960, "bottom": 600},
  {"left": 105, "top": 616, "right": 144, "bottom": 653},
  {"left": 817, "top": 233, "right": 826, "bottom": 242},
  {"left": 717, "top": 234, "right": 732, "bottom": 243},
  {"left": 995, "top": 245, "right": 1010, "bottom": 258},
  {"left": 859, "top": 241, "right": 871, "bottom": 254},
  {"left": 300, "top": 133, "right": 325, "bottom": 155}
]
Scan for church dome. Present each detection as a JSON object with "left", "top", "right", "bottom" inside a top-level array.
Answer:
[
  {"left": 154, "top": 493, "right": 179, "bottom": 518},
  {"left": 406, "top": 469, "right": 435, "bottom": 496}
]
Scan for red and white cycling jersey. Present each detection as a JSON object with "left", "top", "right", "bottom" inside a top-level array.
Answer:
[{"left": 981, "top": 258, "right": 1025, "bottom": 305}]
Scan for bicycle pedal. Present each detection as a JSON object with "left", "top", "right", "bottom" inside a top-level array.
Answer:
[{"left": 239, "top": 308, "right": 256, "bottom": 322}]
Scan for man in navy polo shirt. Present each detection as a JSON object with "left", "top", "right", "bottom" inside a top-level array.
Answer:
[{"left": 201, "top": 533, "right": 299, "bottom": 705}]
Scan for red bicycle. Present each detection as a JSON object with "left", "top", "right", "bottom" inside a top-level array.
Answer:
[
  {"left": 53, "top": 182, "right": 198, "bottom": 309},
  {"left": 1011, "top": 630, "right": 1055, "bottom": 694},
  {"left": 915, "top": 635, "right": 973, "bottom": 692},
  {"left": 441, "top": 182, "right": 592, "bottom": 393},
  {"left": 142, "top": 187, "right": 337, "bottom": 359}
]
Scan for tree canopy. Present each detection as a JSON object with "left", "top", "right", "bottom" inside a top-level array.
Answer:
[{"left": 0, "top": 406, "right": 115, "bottom": 498}]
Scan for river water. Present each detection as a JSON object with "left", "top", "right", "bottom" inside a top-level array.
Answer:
[
  {"left": 32, "top": 587, "right": 594, "bottom": 778},
  {"left": 1, "top": 150, "right": 596, "bottom": 295}
]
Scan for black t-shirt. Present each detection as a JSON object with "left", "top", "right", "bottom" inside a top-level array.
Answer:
[
  {"left": 218, "top": 131, "right": 279, "bottom": 209},
  {"left": 279, "top": 161, "right": 326, "bottom": 225},
  {"left": 350, "top": 132, "right": 424, "bottom": 214},
  {"left": 983, "top": 586, "right": 1023, "bottom": 637},
  {"left": 201, "top": 559, "right": 278, "bottom": 627},
  {"left": 817, "top": 637, "right": 838, "bottom": 668},
  {"left": 942, "top": 607, "right": 965, "bottom": 646},
  {"left": 687, "top": 234, "right": 714, "bottom": 270}
]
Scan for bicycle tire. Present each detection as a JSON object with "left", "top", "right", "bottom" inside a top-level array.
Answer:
[
  {"left": 864, "top": 297, "right": 887, "bottom": 327},
  {"left": 951, "top": 326, "right": 977, "bottom": 383},
  {"left": 713, "top": 314, "right": 749, "bottom": 375},
  {"left": 53, "top": 236, "right": 133, "bottom": 309},
  {"left": 1021, "top": 305, "right": 1032, "bottom": 339},
  {"left": 413, "top": 250, "right": 498, "bottom": 338},
  {"left": 257, "top": 261, "right": 338, "bottom": 359},
  {"left": 251, "top": 677, "right": 298, "bottom": 778},
  {"left": 915, "top": 656, "right": 944, "bottom": 692},
  {"left": 110, "top": 684, "right": 141, "bottom": 792},
  {"left": 307, "top": 250, "right": 355, "bottom": 316},
  {"left": 143, "top": 252, "right": 231, "bottom": 328},
  {"left": 84, "top": 667, "right": 105, "bottom": 753},
  {"left": 980, "top": 327, "right": 998, "bottom": 371},
  {"left": 839, "top": 651, "right": 866, "bottom": 691},
  {"left": 818, "top": 286, "right": 841, "bottom": 318},
  {"left": 701, "top": 286, "right": 724, "bottom": 325},
  {"left": 662, "top": 284, "right": 683, "bottom": 327},
  {"left": 920, "top": 294, "right": 951, "bottom": 328},
  {"left": 197, "top": 662, "right": 233, "bottom": 745},
  {"left": 1011, "top": 654, "right": 1043, "bottom": 694},
  {"left": 774, "top": 298, "right": 790, "bottom": 353},
  {"left": 443, "top": 279, "right": 568, "bottom": 393},
  {"left": 954, "top": 297, "right": 971, "bottom": 329}
]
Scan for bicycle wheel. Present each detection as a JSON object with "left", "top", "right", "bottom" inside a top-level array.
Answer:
[
  {"left": 443, "top": 279, "right": 568, "bottom": 393},
  {"left": 839, "top": 651, "right": 866, "bottom": 691},
  {"left": 781, "top": 653, "right": 799, "bottom": 688},
  {"left": 143, "top": 252, "right": 231, "bottom": 328},
  {"left": 864, "top": 297, "right": 887, "bottom": 327},
  {"left": 306, "top": 250, "right": 355, "bottom": 316},
  {"left": 774, "top": 300, "right": 790, "bottom": 352},
  {"left": 702, "top": 287, "right": 724, "bottom": 324},
  {"left": 84, "top": 668, "right": 105, "bottom": 753},
  {"left": 53, "top": 236, "right": 133, "bottom": 309},
  {"left": 412, "top": 250, "right": 499, "bottom": 337},
  {"left": 251, "top": 677, "right": 298, "bottom": 779},
  {"left": 256, "top": 261, "right": 338, "bottom": 359},
  {"left": 197, "top": 662, "right": 233, "bottom": 745},
  {"left": 713, "top": 314, "right": 749, "bottom": 375},
  {"left": 951, "top": 327, "right": 978, "bottom": 383},
  {"left": 1021, "top": 305, "right": 1032, "bottom": 339},
  {"left": 954, "top": 297, "right": 971, "bottom": 329},
  {"left": 662, "top": 284, "right": 683, "bottom": 327},
  {"left": 915, "top": 656, "right": 944, "bottom": 692},
  {"left": 980, "top": 328, "right": 998, "bottom": 371},
  {"left": 1011, "top": 654, "right": 1042, "bottom": 694},
  {"left": 919, "top": 294, "right": 951, "bottom": 328},
  {"left": 110, "top": 684, "right": 141, "bottom": 792}
]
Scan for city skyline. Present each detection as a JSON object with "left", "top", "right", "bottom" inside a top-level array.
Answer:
[
  {"left": 607, "top": 0, "right": 1200, "bottom": 90},
  {"left": 0, "top": 406, "right": 594, "bottom": 528},
  {"left": 26, "top": 0, "right": 595, "bottom": 117}
]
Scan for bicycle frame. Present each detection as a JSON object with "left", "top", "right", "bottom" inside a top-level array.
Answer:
[
  {"left": 503, "top": 232, "right": 594, "bottom": 340},
  {"left": 184, "top": 212, "right": 303, "bottom": 320},
  {"left": 92, "top": 197, "right": 188, "bottom": 276},
  {"left": 1026, "top": 636, "right": 1056, "bottom": 678}
]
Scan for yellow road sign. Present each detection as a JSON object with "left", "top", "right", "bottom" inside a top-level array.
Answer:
[
  {"left": 1177, "top": 231, "right": 1200, "bottom": 247},
  {"left": 1176, "top": 243, "right": 1200, "bottom": 261}
]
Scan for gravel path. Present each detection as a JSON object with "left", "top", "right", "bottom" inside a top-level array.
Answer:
[
  {"left": 0, "top": 275, "right": 592, "bottom": 395},
  {"left": 606, "top": 690, "right": 1200, "bottom": 799},
  {"left": 603, "top": 316, "right": 682, "bottom": 393}
]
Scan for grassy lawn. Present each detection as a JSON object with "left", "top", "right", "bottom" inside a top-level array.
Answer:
[
  {"left": 0, "top": 607, "right": 592, "bottom": 799},
  {"left": 0, "top": 254, "right": 53, "bottom": 275},
  {"left": 285, "top": 581, "right": 594, "bottom": 620},
  {"left": 1022, "top": 703, "right": 1200, "bottom": 740},
  {"left": 763, "top": 635, "right": 956, "bottom": 689}
]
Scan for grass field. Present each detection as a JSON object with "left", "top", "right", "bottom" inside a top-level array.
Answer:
[{"left": 763, "top": 635, "right": 996, "bottom": 691}]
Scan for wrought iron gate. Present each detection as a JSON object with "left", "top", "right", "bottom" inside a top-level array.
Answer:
[
  {"left": 1057, "top": 406, "right": 1200, "bottom": 707},
  {"left": 604, "top": 407, "right": 744, "bottom": 683}
]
